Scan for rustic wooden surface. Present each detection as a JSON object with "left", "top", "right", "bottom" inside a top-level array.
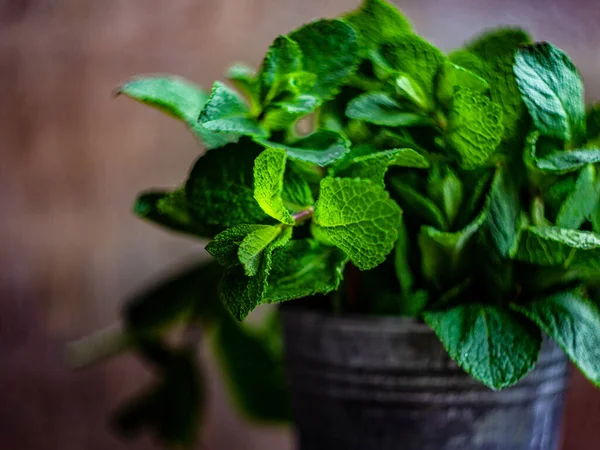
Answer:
[{"left": 0, "top": 1, "right": 598, "bottom": 449}]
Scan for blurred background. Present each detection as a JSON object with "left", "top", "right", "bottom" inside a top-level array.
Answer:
[{"left": 1, "top": 0, "right": 600, "bottom": 448}]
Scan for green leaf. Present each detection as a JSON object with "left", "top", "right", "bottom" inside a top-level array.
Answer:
[
  {"left": 312, "top": 177, "right": 401, "bottom": 270},
  {"left": 281, "top": 164, "right": 315, "bottom": 213},
  {"left": 395, "top": 73, "right": 430, "bottom": 110},
  {"left": 435, "top": 61, "right": 489, "bottom": 107},
  {"left": 514, "top": 42, "right": 585, "bottom": 143},
  {"left": 335, "top": 148, "right": 429, "bottom": 185},
  {"left": 239, "top": 225, "right": 286, "bottom": 277},
  {"left": 424, "top": 304, "right": 541, "bottom": 389},
  {"left": 133, "top": 189, "right": 211, "bottom": 237},
  {"left": 199, "top": 81, "right": 266, "bottom": 137},
  {"left": 482, "top": 168, "right": 521, "bottom": 258},
  {"left": 418, "top": 212, "right": 485, "bottom": 285},
  {"left": 226, "top": 63, "right": 259, "bottom": 106},
  {"left": 531, "top": 137, "right": 600, "bottom": 174},
  {"left": 212, "top": 312, "right": 291, "bottom": 422},
  {"left": 261, "top": 94, "right": 319, "bottom": 131},
  {"left": 118, "top": 75, "right": 235, "bottom": 149},
  {"left": 265, "top": 239, "right": 349, "bottom": 302},
  {"left": 206, "top": 225, "right": 267, "bottom": 269},
  {"left": 220, "top": 227, "right": 292, "bottom": 320},
  {"left": 259, "top": 36, "right": 303, "bottom": 103},
  {"left": 427, "top": 166, "right": 464, "bottom": 226},
  {"left": 255, "top": 130, "right": 350, "bottom": 167},
  {"left": 380, "top": 34, "right": 446, "bottom": 100},
  {"left": 389, "top": 177, "right": 448, "bottom": 230},
  {"left": 343, "top": 0, "right": 412, "bottom": 52},
  {"left": 289, "top": 19, "right": 359, "bottom": 100},
  {"left": 346, "top": 92, "right": 429, "bottom": 126},
  {"left": 587, "top": 104, "right": 600, "bottom": 141},
  {"left": 556, "top": 164, "right": 600, "bottom": 229},
  {"left": 447, "top": 87, "right": 504, "bottom": 169},
  {"left": 452, "top": 28, "right": 532, "bottom": 152},
  {"left": 515, "top": 226, "right": 600, "bottom": 270},
  {"left": 185, "top": 141, "right": 268, "bottom": 230},
  {"left": 253, "top": 148, "right": 295, "bottom": 224},
  {"left": 512, "top": 290, "right": 600, "bottom": 386}
]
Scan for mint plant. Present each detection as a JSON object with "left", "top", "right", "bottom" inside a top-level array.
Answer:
[{"left": 76, "top": 0, "right": 600, "bottom": 447}]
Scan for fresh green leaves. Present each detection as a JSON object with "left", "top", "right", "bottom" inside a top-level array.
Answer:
[
  {"left": 514, "top": 43, "right": 585, "bottom": 144},
  {"left": 436, "top": 61, "right": 489, "bottom": 107},
  {"left": 512, "top": 290, "right": 600, "bottom": 386},
  {"left": 446, "top": 88, "right": 504, "bottom": 169},
  {"left": 424, "top": 304, "right": 541, "bottom": 389},
  {"left": 312, "top": 177, "right": 401, "bottom": 270},
  {"left": 253, "top": 148, "right": 295, "bottom": 224},
  {"left": 556, "top": 164, "right": 600, "bottom": 229},
  {"left": 259, "top": 36, "right": 303, "bottom": 103}
]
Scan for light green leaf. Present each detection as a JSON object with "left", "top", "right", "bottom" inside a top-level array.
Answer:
[
  {"left": 280, "top": 168, "right": 314, "bottom": 214},
  {"left": 312, "top": 177, "right": 402, "bottom": 270},
  {"left": 118, "top": 75, "right": 235, "bottom": 149},
  {"left": 335, "top": 148, "right": 429, "bottom": 185},
  {"left": 482, "top": 168, "right": 520, "bottom": 258},
  {"left": 436, "top": 61, "right": 489, "bottom": 107},
  {"left": 395, "top": 73, "right": 430, "bottom": 110},
  {"left": 346, "top": 92, "right": 430, "bottom": 127},
  {"left": 389, "top": 177, "right": 448, "bottom": 230},
  {"left": 255, "top": 130, "right": 350, "bottom": 167},
  {"left": 253, "top": 148, "right": 294, "bottom": 224},
  {"left": 529, "top": 131, "right": 600, "bottom": 173},
  {"left": 452, "top": 28, "right": 532, "bottom": 152},
  {"left": 515, "top": 226, "right": 600, "bottom": 270},
  {"left": 259, "top": 36, "right": 303, "bottom": 103},
  {"left": 344, "top": 0, "right": 412, "bottom": 52},
  {"left": 265, "top": 239, "right": 349, "bottom": 302},
  {"left": 447, "top": 87, "right": 503, "bottom": 169},
  {"left": 261, "top": 94, "right": 319, "bottom": 131},
  {"left": 514, "top": 43, "right": 585, "bottom": 143},
  {"left": 512, "top": 290, "right": 600, "bottom": 387},
  {"left": 557, "top": 164, "right": 600, "bottom": 229},
  {"left": 239, "top": 225, "right": 286, "bottom": 276},
  {"left": 424, "top": 304, "right": 541, "bottom": 389},
  {"left": 289, "top": 19, "right": 359, "bottom": 100},
  {"left": 220, "top": 227, "right": 292, "bottom": 320},
  {"left": 185, "top": 142, "right": 268, "bottom": 230},
  {"left": 381, "top": 34, "right": 446, "bottom": 100},
  {"left": 199, "top": 81, "right": 266, "bottom": 137},
  {"left": 206, "top": 225, "right": 267, "bottom": 269}
]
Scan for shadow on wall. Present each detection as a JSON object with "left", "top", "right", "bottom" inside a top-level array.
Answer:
[{"left": 0, "top": 1, "right": 598, "bottom": 449}]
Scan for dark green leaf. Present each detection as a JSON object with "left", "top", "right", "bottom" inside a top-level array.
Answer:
[
  {"left": 394, "top": 221, "right": 413, "bottom": 297},
  {"left": 556, "top": 164, "right": 600, "bottom": 229},
  {"left": 435, "top": 61, "right": 489, "bottom": 107},
  {"left": 281, "top": 164, "right": 315, "bottom": 212},
  {"left": 259, "top": 36, "right": 303, "bottom": 103},
  {"left": 389, "top": 177, "right": 448, "bottom": 230},
  {"left": 512, "top": 289, "right": 600, "bottom": 386},
  {"left": 226, "top": 63, "right": 259, "bottom": 106},
  {"left": 185, "top": 141, "right": 268, "bottom": 230},
  {"left": 239, "top": 225, "right": 286, "bottom": 276},
  {"left": 424, "top": 304, "right": 541, "bottom": 389},
  {"left": 265, "top": 239, "right": 349, "bottom": 302},
  {"left": 289, "top": 19, "right": 359, "bottom": 100},
  {"left": 206, "top": 225, "right": 267, "bottom": 269},
  {"left": 427, "top": 166, "right": 464, "bottom": 226},
  {"left": 514, "top": 43, "right": 585, "bottom": 143}
]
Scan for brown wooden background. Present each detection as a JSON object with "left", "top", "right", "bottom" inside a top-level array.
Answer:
[{"left": 1, "top": 1, "right": 599, "bottom": 448}]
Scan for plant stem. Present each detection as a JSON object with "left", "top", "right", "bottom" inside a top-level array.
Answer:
[
  {"left": 65, "top": 323, "right": 133, "bottom": 369},
  {"left": 292, "top": 207, "right": 314, "bottom": 225}
]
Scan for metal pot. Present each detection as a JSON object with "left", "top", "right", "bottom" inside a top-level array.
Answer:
[{"left": 281, "top": 307, "right": 569, "bottom": 450}]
